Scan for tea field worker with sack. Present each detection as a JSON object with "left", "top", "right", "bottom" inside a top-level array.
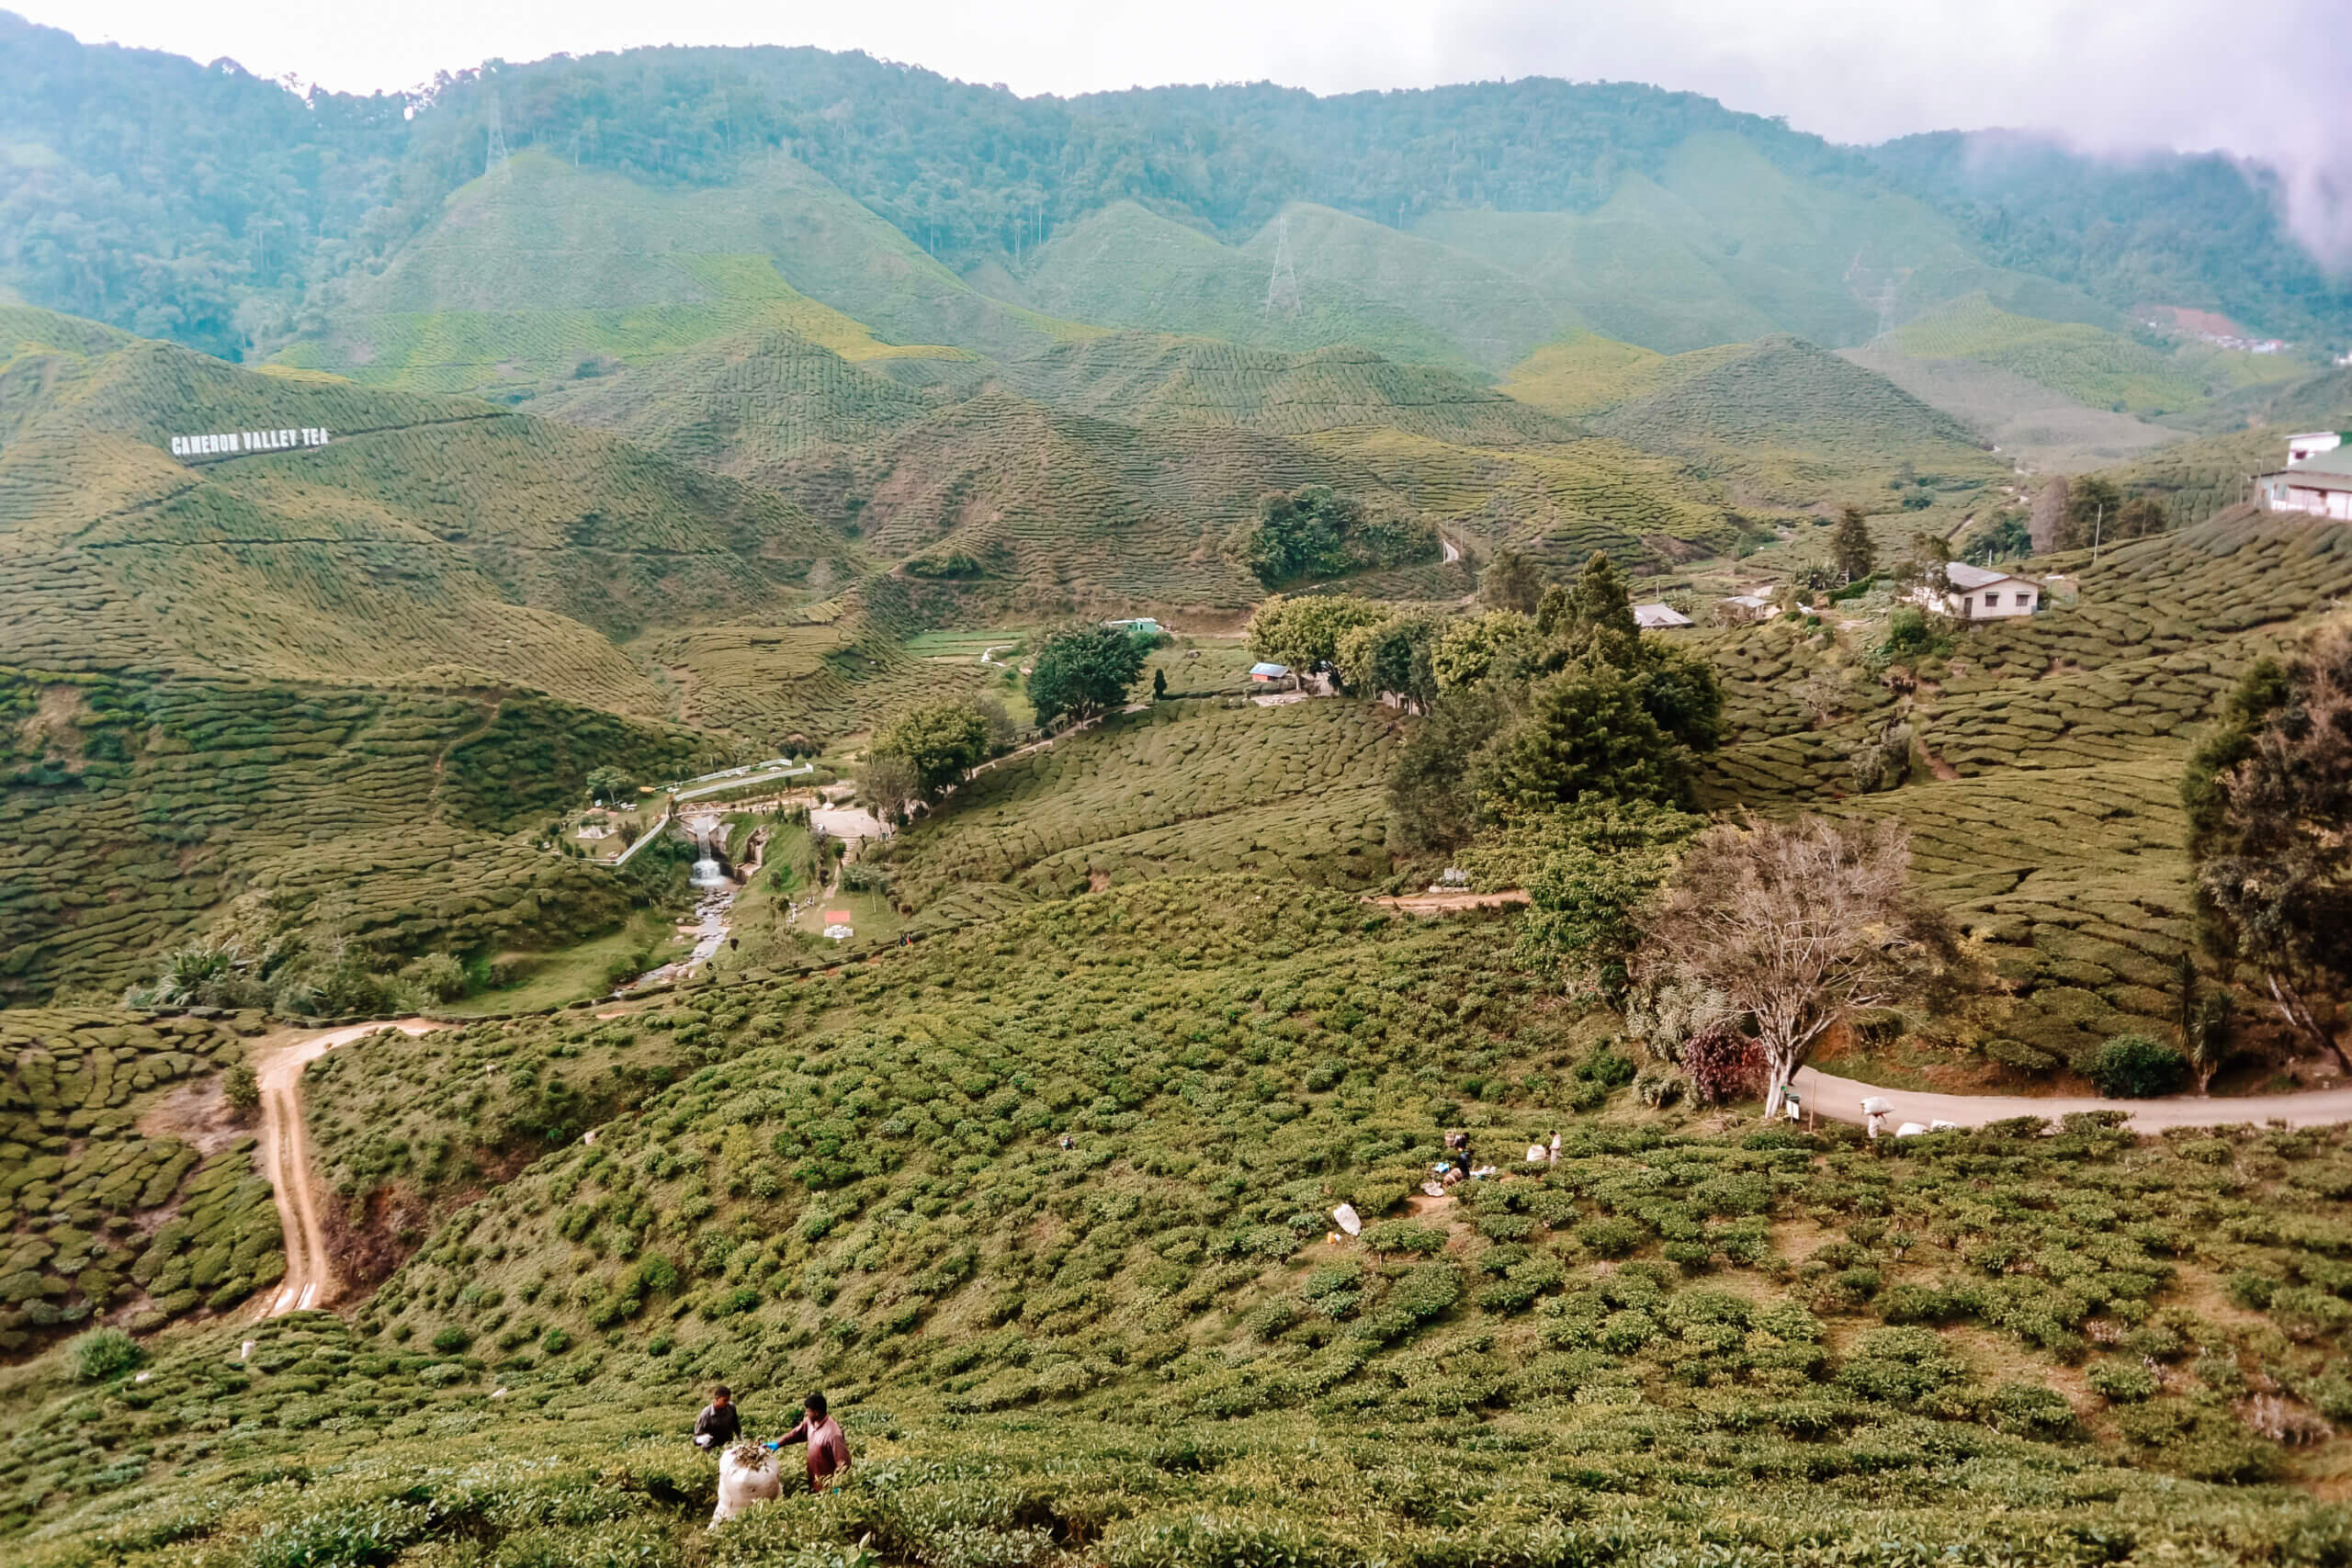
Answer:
[
  {"left": 765, "top": 1390, "right": 853, "bottom": 1492},
  {"left": 694, "top": 1385, "right": 742, "bottom": 1450}
]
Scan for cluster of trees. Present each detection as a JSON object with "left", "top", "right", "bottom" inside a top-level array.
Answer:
[
  {"left": 2030, "top": 476, "right": 2168, "bottom": 553},
  {"left": 861, "top": 623, "right": 1148, "bottom": 821},
  {"left": 1236, "top": 548, "right": 1976, "bottom": 1118},
  {"left": 860, "top": 695, "right": 1016, "bottom": 823},
  {"left": 1233, "top": 486, "right": 1437, "bottom": 588},
  {"left": 2184, "top": 629, "right": 2352, "bottom": 1074},
  {"left": 1244, "top": 552, "right": 1723, "bottom": 850}
]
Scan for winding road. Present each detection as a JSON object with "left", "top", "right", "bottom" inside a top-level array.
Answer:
[
  {"left": 253, "top": 1018, "right": 442, "bottom": 1315},
  {"left": 231, "top": 1012, "right": 2348, "bottom": 1324},
  {"left": 1792, "top": 1065, "right": 2352, "bottom": 1134}
]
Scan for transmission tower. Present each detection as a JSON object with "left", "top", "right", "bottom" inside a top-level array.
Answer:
[
  {"left": 485, "top": 86, "right": 510, "bottom": 176},
  {"left": 1263, "top": 215, "right": 1301, "bottom": 315}
]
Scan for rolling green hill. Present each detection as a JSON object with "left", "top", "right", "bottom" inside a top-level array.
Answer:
[
  {"left": 1499, "top": 332, "right": 2005, "bottom": 509},
  {"left": 2, "top": 871, "right": 2346, "bottom": 1558},
  {"left": 275, "top": 151, "right": 1075, "bottom": 398},
  {"left": 0, "top": 667, "right": 726, "bottom": 1002},
  {"left": 999, "top": 333, "right": 1577, "bottom": 444},
  {"left": 526, "top": 325, "right": 940, "bottom": 481},
  {"left": 1237, "top": 203, "right": 1574, "bottom": 373},
  {"left": 0, "top": 305, "right": 859, "bottom": 711},
  {"left": 1582, "top": 335, "right": 2005, "bottom": 507},
  {"left": 1886, "top": 293, "right": 2307, "bottom": 420},
  {"left": 1011, "top": 202, "right": 1485, "bottom": 375}
]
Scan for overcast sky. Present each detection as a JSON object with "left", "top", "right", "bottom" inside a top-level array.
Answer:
[{"left": 23, "top": 0, "right": 2352, "bottom": 257}]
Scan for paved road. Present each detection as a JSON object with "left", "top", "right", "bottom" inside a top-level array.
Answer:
[
  {"left": 253, "top": 1018, "right": 442, "bottom": 1315},
  {"left": 1792, "top": 1065, "right": 2352, "bottom": 1133}
]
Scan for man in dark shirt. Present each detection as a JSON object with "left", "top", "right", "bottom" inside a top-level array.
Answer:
[
  {"left": 766, "top": 1391, "right": 851, "bottom": 1490},
  {"left": 693, "top": 1385, "right": 742, "bottom": 1450}
]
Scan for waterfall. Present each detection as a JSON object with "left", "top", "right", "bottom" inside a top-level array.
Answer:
[{"left": 689, "top": 823, "right": 726, "bottom": 888}]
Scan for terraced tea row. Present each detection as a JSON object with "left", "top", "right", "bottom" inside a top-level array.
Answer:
[
  {"left": 878, "top": 700, "right": 1401, "bottom": 907},
  {"left": 0, "top": 1010, "right": 273, "bottom": 1356},
  {"left": 0, "top": 672, "right": 719, "bottom": 999}
]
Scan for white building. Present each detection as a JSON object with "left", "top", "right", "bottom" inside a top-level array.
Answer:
[
  {"left": 2257, "top": 435, "right": 2352, "bottom": 520},
  {"left": 1917, "top": 561, "right": 2041, "bottom": 619},
  {"left": 1633, "top": 602, "right": 1693, "bottom": 628}
]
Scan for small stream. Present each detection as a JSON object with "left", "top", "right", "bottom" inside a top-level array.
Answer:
[{"left": 622, "top": 821, "right": 763, "bottom": 991}]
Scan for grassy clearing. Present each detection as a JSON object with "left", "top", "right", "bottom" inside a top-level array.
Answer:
[{"left": 450, "top": 908, "right": 694, "bottom": 1018}]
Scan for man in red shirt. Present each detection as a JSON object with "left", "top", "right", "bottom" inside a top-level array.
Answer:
[{"left": 765, "top": 1391, "right": 851, "bottom": 1491}]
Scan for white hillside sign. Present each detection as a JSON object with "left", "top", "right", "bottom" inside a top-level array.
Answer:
[{"left": 169, "top": 427, "right": 332, "bottom": 458}]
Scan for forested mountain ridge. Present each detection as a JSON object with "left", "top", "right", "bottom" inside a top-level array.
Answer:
[{"left": 5, "top": 9, "right": 2347, "bottom": 376}]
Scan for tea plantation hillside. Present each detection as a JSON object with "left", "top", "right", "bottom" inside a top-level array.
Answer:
[
  {"left": 0, "top": 307, "right": 862, "bottom": 711},
  {"left": 4, "top": 881, "right": 2349, "bottom": 1560},
  {"left": 0, "top": 668, "right": 727, "bottom": 1001},
  {"left": 873, "top": 698, "right": 1402, "bottom": 907},
  {"left": 273, "top": 151, "right": 1068, "bottom": 398},
  {"left": 531, "top": 321, "right": 1767, "bottom": 604},
  {"left": 1009, "top": 202, "right": 1487, "bottom": 377},
  {"left": 1581, "top": 335, "right": 2006, "bottom": 507},
  {"left": 525, "top": 325, "right": 942, "bottom": 480},
  {"left": 643, "top": 587, "right": 998, "bottom": 748},
  {"left": 1415, "top": 131, "right": 2090, "bottom": 356},
  {"left": 998, "top": 334, "right": 1577, "bottom": 445},
  {"left": 1884, "top": 293, "right": 2307, "bottom": 421},
  {"left": 1692, "top": 508, "right": 2352, "bottom": 1066}
]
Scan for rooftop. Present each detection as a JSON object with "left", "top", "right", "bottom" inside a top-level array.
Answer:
[
  {"left": 1944, "top": 561, "right": 2037, "bottom": 591},
  {"left": 1633, "top": 602, "right": 1693, "bottom": 627},
  {"left": 2265, "top": 448, "right": 2352, "bottom": 488}
]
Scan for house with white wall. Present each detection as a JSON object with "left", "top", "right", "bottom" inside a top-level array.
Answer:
[
  {"left": 2258, "top": 436, "right": 2352, "bottom": 520},
  {"left": 1917, "top": 562, "right": 2041, "bottom": 619}
]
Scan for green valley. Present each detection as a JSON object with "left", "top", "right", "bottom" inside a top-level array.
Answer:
[{"left": 2, "top": 17, "right": 2352, "bottom": 1568}]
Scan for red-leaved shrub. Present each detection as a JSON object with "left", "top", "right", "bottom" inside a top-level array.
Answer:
[{"left": 1683, "top": 1024, "right": 1764, "bottom": 1105}]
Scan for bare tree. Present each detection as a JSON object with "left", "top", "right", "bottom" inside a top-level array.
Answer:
[
  {"left": 1637, "top": 815, "right": 1962, "bottom": 1117},
  {"left": 855, "top": 751, "right": 919, "bottom": 826}
]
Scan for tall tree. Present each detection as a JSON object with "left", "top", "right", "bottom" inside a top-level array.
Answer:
[
  {"left": 1478, "top": 547, "right": 1544, "bottom": 614},
  {"left": 2029, "top": 476, "right": 2071, "bottom": 554},
  {"left": 1541, "top": 550, "right": 1639, "bottom": 657},
  {"left": 1246, "top": 594, "right": 1386, "bottom": 673},
  {"left": 1385, "top": 682, "right": 1510, "bottom": 851},
  {"left": 1025, "top": 625, "right": 1148, "bottom": 728},
  {"left": 1832, "top": 507, "right": 1876, "bottom": 583},
  {"left": 1475, "top": 663, "right": 1686, "bottom": 818},
  {"left": 1334, "top": 612, "right": 1441, "bottom": 709},
  {"left": 2062, "top": 477, "right": 2124, "bottom": 552},
  {"left": 1637, "top": 815, "right": 1961, "bottom": 1116},
  {"left": 874, "top": 701, "right": 990, "bottom": 799},
  {"left": 1472, "top": 800, "right": 1701, "bottom": 1003},
  {"left": 2184, "top": 627, "right": 2352, "bottom": 1070},
  {"left": 1430, "top": 610, "right": 1544, "bottom": 692}
]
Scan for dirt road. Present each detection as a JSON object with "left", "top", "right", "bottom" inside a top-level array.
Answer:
[
  {"left": 1368, "top": 889, "right": 1531, "bottom": 913},
  {"left": 1792, "top": 1065, "right": 2352, "bottom": 1134},
  {"left": 253, "top": 1018, "right": 441, "bottom": 1315}
]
